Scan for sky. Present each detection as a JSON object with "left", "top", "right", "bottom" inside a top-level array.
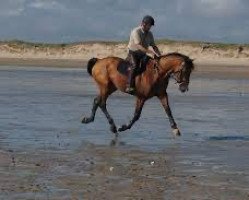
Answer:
[{"left": 0, "top": 0, "right": 248, "bottom": 44}]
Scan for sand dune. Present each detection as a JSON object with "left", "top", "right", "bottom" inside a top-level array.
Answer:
[{"left": 0, "top": 41, "right": 248, "bottom": 67}]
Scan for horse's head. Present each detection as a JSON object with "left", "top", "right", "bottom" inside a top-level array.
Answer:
[
  {"left": 172, "top": 57, "right": 194, "bottom": 93},
  {"left": 160, "top": 53, "right": 195, "bottom": 93}
]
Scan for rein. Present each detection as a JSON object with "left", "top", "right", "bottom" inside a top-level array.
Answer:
[{"left": 152, "top": 53, "right": 193, "bottom": 88}]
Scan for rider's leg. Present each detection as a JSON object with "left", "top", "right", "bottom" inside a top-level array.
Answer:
[{"left": 126, "top": 52, "right": 137, "bottom": 93}]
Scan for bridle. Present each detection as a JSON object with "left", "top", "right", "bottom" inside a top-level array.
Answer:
[
  {"left": 153, "top": 57, "right": 190, "bottom": 89},
  {"left": 172, "top": 62, "right": 189, "bottom": 88}
]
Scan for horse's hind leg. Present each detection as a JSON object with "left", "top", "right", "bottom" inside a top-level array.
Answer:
[
  {"left": 81, "top": 96, "right": 100, "bottom": 124},
  {"left": 99, "top": 95, "right": 117, "bottom": 134}
]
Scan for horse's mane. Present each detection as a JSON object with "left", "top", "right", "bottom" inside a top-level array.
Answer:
[
  {"left": 161, "top": 52, "right": 195, "bottom": 70},
  {"left": 164, "top": 52, "right": 189, "bottom": 60}
]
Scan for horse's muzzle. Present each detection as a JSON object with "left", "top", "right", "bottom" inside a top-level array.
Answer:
[{"left": 179, "top": 82, "right": 189, "bottom": 93}]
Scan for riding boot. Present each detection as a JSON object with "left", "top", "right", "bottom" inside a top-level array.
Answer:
[{"left": 125, "top": 67, "right": 135, "bottom": 94}]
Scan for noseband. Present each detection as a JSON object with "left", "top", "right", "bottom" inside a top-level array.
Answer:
[{"left": 172, "top": 68, "right": 189, "bottom": 86}]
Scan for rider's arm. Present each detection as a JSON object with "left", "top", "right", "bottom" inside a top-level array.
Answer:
[
  {"left": 150, "top": 33, "right": 161, "bottom": 57},
  {"left": 152, "top": 45, "right": 161, "bottom": 57},
  {"left": 132, "top": 30, "right": 154, "bottom": 55},
  {"left": 134, "top": 44, "right": 155, "bottom": 55},
  {"left": 132, "top": 29, "right": 159, "bottom": 56}
]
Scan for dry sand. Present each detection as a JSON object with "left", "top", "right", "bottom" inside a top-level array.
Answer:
[{"left": 0, "top": 41, "right": 249, "bottom": 69}]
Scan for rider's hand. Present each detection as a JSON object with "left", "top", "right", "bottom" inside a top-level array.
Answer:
[
  {"left": 147, "top": 49, "right": 154, "bottom": 55},
  {"left": 152, "top": 51, "right": 161, "bottom": 59},
  {"left": 147, "top": 49, "right": 157, "bottom": 58},
  {"left": 154, "top": 55, "right": 160, "bottom": 60}
]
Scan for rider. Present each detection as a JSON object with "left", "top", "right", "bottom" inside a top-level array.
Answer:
[{"left": 126, "top": 15, "right": 161, "bottom": 94}]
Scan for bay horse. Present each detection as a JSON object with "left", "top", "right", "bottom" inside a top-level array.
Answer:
[{"left": 81, "top": 52, "right": 194, "bottom": 136}]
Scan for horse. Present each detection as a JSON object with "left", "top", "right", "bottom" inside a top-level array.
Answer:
[{"left": 81, "top": 52, "right": 194, "bottom": 136}]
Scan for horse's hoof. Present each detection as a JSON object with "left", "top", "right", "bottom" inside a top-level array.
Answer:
[
  {"left": 81, "top": 117, "right": 87, "bottom": 123},
  {"left": 118, "top": 125, "right": 127, "bottom": 132},
  {"left": 81, "top": 117, "right": 92, "bottom": 124},
  {"left": 172, "top": 128, "right": 181, "bottom": 137},
  {"left": 81, "top": 117, "right": 88, "bottom": 123},
  {"left": 110, "top": 139, "right": 117, "bottom": 146},
  {"left": 110, "top": 125, "right": 117, "bottom": 134}
]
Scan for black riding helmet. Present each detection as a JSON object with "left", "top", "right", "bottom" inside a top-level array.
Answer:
[{"left": 142, "top": 15, "right": 155, "bottom": 26}]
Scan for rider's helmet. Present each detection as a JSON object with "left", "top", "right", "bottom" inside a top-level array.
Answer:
[{"left": 142, "top": 15, "right": 155, "bottom": 26}]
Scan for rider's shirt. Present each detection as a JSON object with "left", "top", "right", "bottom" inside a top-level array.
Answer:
[{"left": 128, "top": 26, "right": 155, "bottom": 52}]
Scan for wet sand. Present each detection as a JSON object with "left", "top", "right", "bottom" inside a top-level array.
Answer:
[
  {"left": 0, "top": 61, "right": 249, "bottom": 199},
  {"left": 0, "top": 57, "right": 85, "bottom": 68}
]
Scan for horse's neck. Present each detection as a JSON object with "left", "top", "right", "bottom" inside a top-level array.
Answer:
[
  {"left": 139, "top": 58, "right": 171, "bottom": 83},
  {"left": 158, "top": 57, "right": 179, "bottom": 78},
  {"left": 141, "top": 61, "right": 163, "bottom": 84}
]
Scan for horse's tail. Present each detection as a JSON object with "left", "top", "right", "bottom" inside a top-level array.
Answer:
[{"left": 87, "top": 57, "right": 98, "bottom": 76}]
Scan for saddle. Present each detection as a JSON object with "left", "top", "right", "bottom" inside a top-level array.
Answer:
[{"left": 117, "top": 56, "right": 157, "bottom": 77}]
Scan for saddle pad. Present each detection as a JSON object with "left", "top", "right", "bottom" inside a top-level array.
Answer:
[
  {"left": 117, "top": 60, "right": 131, "bottom": 76},
  {"left": 117, "top": 58, "right": 155, "bottom": 77}
]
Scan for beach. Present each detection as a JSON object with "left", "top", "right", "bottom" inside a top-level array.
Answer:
[{"left": 0, "top": 42, "right": 249, "bottom": 199}]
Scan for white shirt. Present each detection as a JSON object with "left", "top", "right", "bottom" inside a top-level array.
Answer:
[{"left": 128, "top": 26, "right": 155, "bottom": 51}]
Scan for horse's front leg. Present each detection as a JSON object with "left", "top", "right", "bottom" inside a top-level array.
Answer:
[
  {"left": 118, "top": 98, "right": 145, "bottom": 132},
  {"left": 81, "top": 96, "right": 100, "bottom": 124},
  {"left": 158, "top": 93, "right": 181, "bottom": 136}
]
